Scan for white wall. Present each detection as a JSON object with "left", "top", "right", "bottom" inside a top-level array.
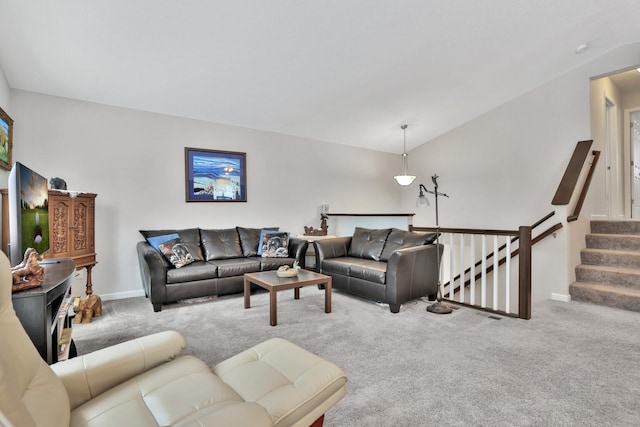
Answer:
[
  {"left": 8, "top": 90, "right": 402, "bottom": 299},
  {"left": 401, "top": 43, "right": 640, "bottom": 304},
  {"left": 4, "top": 43, "right": 640, "bottom": 305}
]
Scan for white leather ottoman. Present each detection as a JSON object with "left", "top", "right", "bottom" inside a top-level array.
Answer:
[{"left": 214, "top": 337, "right": 347, "bottom": 427}]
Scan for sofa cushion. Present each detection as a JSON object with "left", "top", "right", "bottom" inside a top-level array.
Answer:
[
  {"left": 347, "top": 227, "right": 391, "bottom": 261},
  {"left": 322, "top": 257, "right": 387, "bottom": 284},
  {"left": 379, "top": 228, "right": 438, "bottom": 261},
  {"left": 259, "top": 257, "right": 296, "bottom": 271},
  {"left": 209, "top": 258, "right": 261, "bottom": 278},
  {"left": 237, "top": 227, "right": 279, "bottom": 257},
  {"left": 158, "top": 238, "right": 195, "bottom": 268},
  {"left": 166, "top": 261, "right": 218, "bottom": 284},
  {"left": 259, "top": 231, "right": 290, "bottom": 258},
  {"left": 201, "top": 228, "right": 244, "bottom": 260},
  {"left": 140, "top": 228, "right": 205, "bottom": 262}
]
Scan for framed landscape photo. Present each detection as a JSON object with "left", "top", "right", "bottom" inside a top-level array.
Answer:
[
  {"left": 185, "top": 147, "right": 247, "bottom": 202},
  {"left": 0, "top": 106, "right": 13, "bottom": 171}
]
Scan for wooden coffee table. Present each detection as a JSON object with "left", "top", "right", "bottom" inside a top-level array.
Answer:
[{"left": 244, "top": 269, "right": 332, "bottom": 326}]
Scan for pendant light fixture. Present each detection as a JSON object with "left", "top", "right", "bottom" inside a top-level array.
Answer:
[{"left": 393, "top": 124, "right": 416, "bottom": 186}]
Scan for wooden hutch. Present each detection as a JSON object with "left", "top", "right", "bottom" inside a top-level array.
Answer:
[{"left": 1, "top": 189, "right": 97, "bottom": 295}]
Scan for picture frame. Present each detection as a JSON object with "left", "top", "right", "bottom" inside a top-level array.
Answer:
[
  {"left": 0, "top": 106, "right": 14, "bottom": 171},
  {"left": 185, "top": 147, "right": 247, "bottom": 202}
]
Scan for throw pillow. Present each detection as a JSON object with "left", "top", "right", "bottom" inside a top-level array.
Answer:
[
  {"left": 379, "top": 229, "right": 439, "bottom": 261},
  {"left": 237, "top": 227, "right": 280, "bottom": 257},
  {"left": 144, "top": 233, "right": 179, "bottom": 267},
  {"left": 257, "top": 229, "right": 280, "bottom": 255},
  {"left": 260, "top": 231, "right": 290, "bottom": 258},
  {"left": 158, "top": 238, "right": 194, "bottom": 268},
  {"left": 140, "top": 228, "right": 204, "bottom": 262},
  {"left": 145, "top": 233, "right": 180, "bottom": 255},
  {"left": 348, "top": 227, "right": 392, "bottom": 261}
]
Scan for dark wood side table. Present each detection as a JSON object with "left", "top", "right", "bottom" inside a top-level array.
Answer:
[{"left": 11, "top": 258, "right": 76, "bottom": 364}]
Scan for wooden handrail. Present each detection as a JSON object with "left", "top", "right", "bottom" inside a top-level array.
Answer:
[
  {"left": 567, "top": 150, "right": 600, "bottom": 222},
  {"left": 411, "top": 211, "right": 558, "bottom": 290},
  {"left": 552, "top": 140, "right": 593, "bottom": 205}
]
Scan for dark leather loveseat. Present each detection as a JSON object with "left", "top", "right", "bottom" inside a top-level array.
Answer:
[
  {"left": 314, "top": 227, "right": 441, "bottom": 313},
  {"left": 137, "top": 227, "right": 308, "bottom": 311}
]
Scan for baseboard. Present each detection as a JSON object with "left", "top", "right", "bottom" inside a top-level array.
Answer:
[
  {"left": 590, "top": 214, "right": 608, "bottom": 220},
  {"left": 99, "top": 289, "right": 146, "bottom": 301},
  {"left": 551, "top": 293, "right": 571, "bottom": 302}
]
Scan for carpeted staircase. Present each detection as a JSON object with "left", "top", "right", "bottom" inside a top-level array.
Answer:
[{"left": 570, "top": 220, "right": 640, "bottom": 312}]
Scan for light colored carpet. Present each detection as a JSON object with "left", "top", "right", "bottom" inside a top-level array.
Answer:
[{"left": 73, "top": 288, "right": 640, "bottom": 426}]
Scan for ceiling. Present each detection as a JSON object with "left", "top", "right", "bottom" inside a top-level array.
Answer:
[{"left": 0, "top": 0, "right": 639, "bottom": 153}]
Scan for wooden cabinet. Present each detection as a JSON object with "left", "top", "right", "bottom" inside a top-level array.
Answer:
[
  {"left": 1, "top": 189, "right": 97, "bottom": 296},
  {"left": 12, "top": 258, "right": 76, "bottom": 364},
  {"left": 45, "top": 190, "right": 97, "bottom": 295}
]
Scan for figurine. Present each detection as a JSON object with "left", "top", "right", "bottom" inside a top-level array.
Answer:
[
  {"left": 73, "top": 294, "right": 103, "bottom": 323},
  {"left": 277, "top": 261, "right": 300, "bottom": 278},
  {"left": 304, "top": 214, "right": 329, "bottom": 236},
  {"left": 11, "top": 248, "right": 45, "bottom": 292}
]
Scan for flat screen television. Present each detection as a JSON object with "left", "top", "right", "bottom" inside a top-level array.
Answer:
[{"left": 7, "top": 162, "right": 50, "bottom": 266}]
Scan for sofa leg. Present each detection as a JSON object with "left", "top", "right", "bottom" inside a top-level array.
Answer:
[
  {"left": 152, "top": 303, "right": 162, "bottom": 312},
  {"left": 389, "top": 304, "right": 401, "bottom": 313},
  {"left": 317, "top": 284, "right": 325, "bottom": 290},
  {"left": 310, "top": 414, "right": 325, "bottom": 427},
  {"left": 427, "top": 293, "right": 437, "bottom": 301}
]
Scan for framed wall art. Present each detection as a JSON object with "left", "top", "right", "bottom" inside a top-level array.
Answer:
[
  {"left": 0, "top": 106, "right": 13, "bottom": 171},
  {"left": 184, "top": 147, "right": 247, "bottom": 202}
]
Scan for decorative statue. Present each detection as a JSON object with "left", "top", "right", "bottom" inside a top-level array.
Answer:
[
  {"left": 50, "top": 177, "right": 67, "bottom": 190},
  {"left": 277, "top": 260, "right": 300, "bottom": 278},
  {"left": 11, "top": 248, "right": 45, "bottom": 292},
  {"left": 304, "top": 214, "right": 329, "bottom": 236},
  {"left": 73, "top": 294, "right": 103, "bottom": 324}
]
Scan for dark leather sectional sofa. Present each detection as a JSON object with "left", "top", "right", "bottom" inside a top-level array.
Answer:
[
  {"left": 137, "top": 227, "right": 308, "bottom": 312},
  {"left": 314, "top": 227, "right": 441, "bottom": 313}
]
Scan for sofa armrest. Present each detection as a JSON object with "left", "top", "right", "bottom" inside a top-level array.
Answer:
[
  {"left": 313, "top": 237, "right": 352, "bottom": 272},
  {"left": 288, "top": 237, "right": 309, "bottom": 268},
  {"left": 137, "top": 241, "right": 168, "bottom": 309},
  {"left": 51, "top": 331, "right": 186, "bottom": 410},
  {"left": 385, "top": 244, "right": 442, "bottom": 304}
]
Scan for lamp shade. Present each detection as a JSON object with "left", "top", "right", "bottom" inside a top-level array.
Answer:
[
  {"left": 393, "top": 125, "right": 415, "bottom": 186},
  {"left": 394, "top": 174, "right": 416, "bottom": 186}
]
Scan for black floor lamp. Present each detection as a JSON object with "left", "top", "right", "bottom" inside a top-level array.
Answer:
[{"left": 417, "top": 174, "right": 453, "bottom": 314}]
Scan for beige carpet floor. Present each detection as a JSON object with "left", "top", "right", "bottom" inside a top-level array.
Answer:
[{"left": 73, "top": 288, "right": 640, "bottom": 426}]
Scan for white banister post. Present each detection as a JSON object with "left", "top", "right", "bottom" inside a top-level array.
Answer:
[
  {"left": 493, "top": 235, "right": 499, "bottom": 310},
  {"left": 459, "top": 234, "right": 465, "bottom": 302},
  {"left": 481, "top": 234, "right": 487, "bottom": 308},
  {"left": 470, "top": 234, "right": 476, "bottom": 305},
  {"left": 505, "top": 236, "right": 511, "bottom": 314},
  {"left": 449, "top": 233, "right": 454, "bottom": 298}
]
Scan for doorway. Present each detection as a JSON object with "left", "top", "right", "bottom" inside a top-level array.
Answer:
[
  {"left": 631, "top": 111, "right": 640, "bottom": 218},
  {"left": 604, "top": 97, "right": 624, "bottom": 219}
]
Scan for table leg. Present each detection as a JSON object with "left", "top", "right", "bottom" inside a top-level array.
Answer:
[
  {"left": 270, "top": 289, "right": 277, "bottom": 326},
  {"left": 294, "top": 287, "right": 300, "bottom": 299},
  {"left": 85, "top": 265, "right": 94, "bottom": 296},
  {"left": 325, "top": 277, "right": 332, "bottom": 313},
  {"left": 244, "top": 277, "right": 251, "bottom": 309}
]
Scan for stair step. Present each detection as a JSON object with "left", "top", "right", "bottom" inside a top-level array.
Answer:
[
  {"left": 570, "top": 282, "right": 640, "bottom": 312},
  {"left": 590, "top": 220, "right": 640, "bottom": 235},
  {"left": 586, "top": 233, "right": 640, "bottom": 251},
  {"left": 575, "top": 264, "right": 640, "bottom": 289},
  {"left": 580, "top": 248, "right": 640, "bottom": 269}
]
